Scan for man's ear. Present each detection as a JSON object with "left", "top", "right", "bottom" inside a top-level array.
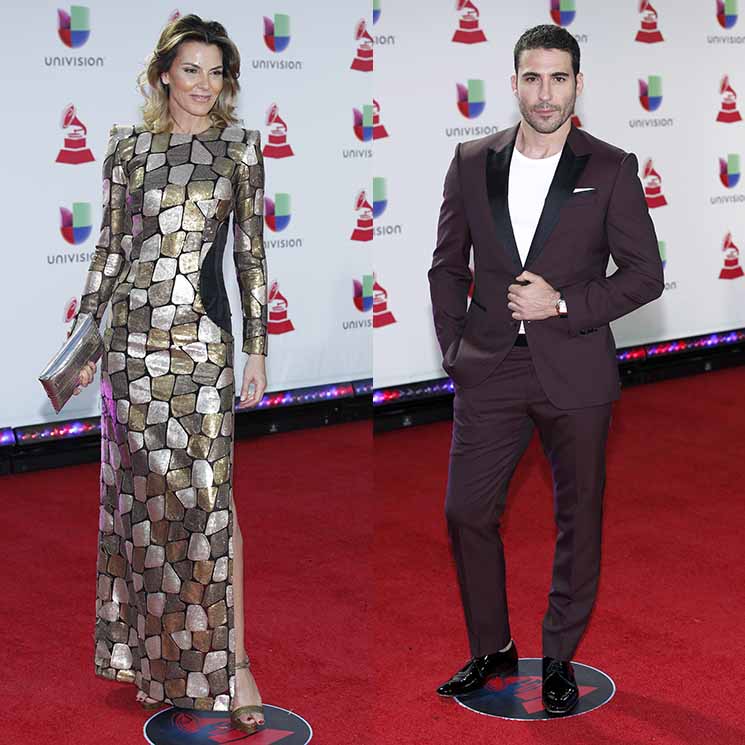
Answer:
[
  {"left": 575, "top": 72, "right": 584, "bottom": 96},
  {"left": 510, "top": 73, "right": 518, "bottom": 96}
]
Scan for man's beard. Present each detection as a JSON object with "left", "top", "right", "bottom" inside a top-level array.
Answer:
[{"left": 518, "top": 95, "right": 575, "bottom": 134}]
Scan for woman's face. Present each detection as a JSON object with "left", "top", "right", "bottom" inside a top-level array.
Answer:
[{"left": 160, "top": 40, "right": 225, "bottom": 123}]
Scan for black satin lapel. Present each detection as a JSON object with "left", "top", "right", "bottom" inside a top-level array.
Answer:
[
  {"left": 524, "top": 149, "right": 591, "bottom": 269},
  {"left": 486, "top": 147, "right": 522, "bottom": 272}
]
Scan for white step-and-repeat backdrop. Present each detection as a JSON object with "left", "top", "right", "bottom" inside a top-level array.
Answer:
[
  {"left": 2, "top": 1, "right": 744, "bottom": 426},
  {"left": 373, "top": 0, "right": 745, "bottom": 388},
  {"left": 1, "top": 1, "right": 373, "bottom": 428}
]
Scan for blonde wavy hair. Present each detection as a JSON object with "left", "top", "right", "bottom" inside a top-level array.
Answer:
[{"left": 138, "top": 14, "right": 241, "bottom": 133}]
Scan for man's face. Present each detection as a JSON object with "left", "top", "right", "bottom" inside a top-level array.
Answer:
[{"left": 511, "top": 48, "right": 583, "bottom": 134}]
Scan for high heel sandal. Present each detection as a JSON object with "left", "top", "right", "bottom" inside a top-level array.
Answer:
[
  {"left": 137, "top": 691, "right": 162, "bottom": 709},
  {"left": 230, "top": 658, "right": 265, "bottom": 735}
]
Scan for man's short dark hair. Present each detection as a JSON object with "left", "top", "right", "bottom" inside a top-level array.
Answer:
[{"left": 514, "top": 24, "right": 580, "bottom": 77}]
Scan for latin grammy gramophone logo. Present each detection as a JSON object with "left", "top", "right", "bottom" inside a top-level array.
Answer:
[
  {"left": 717, "top": 75, "right": 742, "bottom": 122},
  {"left": 350, "top": 19, "right": 373, "bottom": 71},
  {"left": 350, "top": 190, "right": 373, "bottom": 242},
  {"left": 550, "top": 0, "right": 576, "bottom": 27},
  {"left": 58, "top": 5, "right": 90, "bottom": 48},
  {"left": 64, "top": 297, "right": 79, "bottom": 323},
  {"left": 56, "top": 104, "right": 95, "bottom": 164},
  {"left": 263, "top": 104, "right": 294, "bottom": 159},
  {"left": 719, "top": 232, "right": 744, "bottom": 279},
  {"left": 353, "top": 100, "right": 389, "bottom": 141},
  {"left": 456, "top": 660, "right": 614, "bottom": 721},
  {"left": 642, "top": 159, "right": 668, "bottom": 208},
  {"left": 635, "top": 0, "right": 664, "bottom": 43},
  {"left": 143, "top": 705, "right": 312, "bottom": 745},
  {"left": 452, "top": 0, "right": 487, "bottom": 44},
  {"left": 373, "top": 277, "right": 396, "bottom": 328},
  {"left": 267, "top": 281, "right": 295, "bottom": 334},
  {"left": 371, "top": 100, "right": 390, "bottom": 139},
  {"left": 264, "top": 13, "right": 291, "bottom": 52}
]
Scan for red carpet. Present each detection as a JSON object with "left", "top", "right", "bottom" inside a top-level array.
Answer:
[
  {"left": 3, "top": 368, "right": 745, "bottom": 744},
  {"left": 1, "top": 421, "right": 370, "bottom": 744},
  {"left": 372, "top": 366, "right": 745, "bottom": 745}
]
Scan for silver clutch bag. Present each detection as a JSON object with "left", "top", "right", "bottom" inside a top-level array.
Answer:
[{"left": 39, "top": 313, "right": 104, "bottom": 413}]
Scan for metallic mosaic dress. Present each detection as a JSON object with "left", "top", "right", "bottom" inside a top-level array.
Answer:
[{"left": 78, "top": 123, "right": 267, "bottom": 711}]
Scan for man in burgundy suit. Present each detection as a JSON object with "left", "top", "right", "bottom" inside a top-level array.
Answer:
[{"left": 428, "top": 25, "right": 663, "bottom": 715}]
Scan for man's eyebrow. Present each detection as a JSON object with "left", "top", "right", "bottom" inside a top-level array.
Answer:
[{"left": 520, "top": 70, "right": 571, "bottom": 77}]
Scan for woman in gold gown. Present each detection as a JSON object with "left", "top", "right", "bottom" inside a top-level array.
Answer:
[{"left": 74, "top": 14, "right": 267, "bottom": 734}]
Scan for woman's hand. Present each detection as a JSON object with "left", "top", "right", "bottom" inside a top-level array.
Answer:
[
  {"left": 67, "top": 320, "right": 98, "bottom": 396},
  {"left": 73, "top": 360, "right": 97, "bottom": 396},
  {"left": 240, "top": 354, "right": 267, "bottom": 408}
]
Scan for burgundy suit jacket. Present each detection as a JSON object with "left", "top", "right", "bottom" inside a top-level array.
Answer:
[{"left": 428, "top": 123, "right": 664, "bottom": 409}]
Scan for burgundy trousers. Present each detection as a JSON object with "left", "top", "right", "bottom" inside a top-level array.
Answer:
[{"left": 445, "top": 345, "right": 612, "bottom": 661}]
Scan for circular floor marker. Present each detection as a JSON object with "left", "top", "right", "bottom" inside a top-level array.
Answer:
[
  {"left": 454, "top": 657, "right": 615, "bottom": 721},
  {"left": 143, "top": 704, "right": 312, "bottom": 744}
]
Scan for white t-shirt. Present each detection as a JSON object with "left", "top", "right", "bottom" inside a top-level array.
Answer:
[{"left": 507, "top": 146, "right": 562, "bottom": 333}]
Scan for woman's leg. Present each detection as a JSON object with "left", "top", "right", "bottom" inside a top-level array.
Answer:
[{"left": 231, "top": 495, "right": 264, "bottom": 726}]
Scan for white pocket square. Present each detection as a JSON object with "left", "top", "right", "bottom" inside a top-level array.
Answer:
[{"left": 573, "top": 187, "right": 595, "bottom": 193}]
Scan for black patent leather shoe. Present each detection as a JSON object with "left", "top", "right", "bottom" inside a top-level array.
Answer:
[
  {"left": 436, "top": 641, "right": 518, "bottom": 697},
  {"left": 542, "top": 657, "right": 579, "bottom": 715}
]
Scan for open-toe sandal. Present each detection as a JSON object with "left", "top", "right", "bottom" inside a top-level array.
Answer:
[{"left": 230, "top": 658, "right": 264, "bottom": 735}]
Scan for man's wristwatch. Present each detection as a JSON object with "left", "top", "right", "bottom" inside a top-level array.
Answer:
[{"left": 555, "top": 293, "right": 568, "bottom": 317}]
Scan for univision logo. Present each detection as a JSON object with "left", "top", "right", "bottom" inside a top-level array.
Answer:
[
  {"left": 551, "top": 0, "right": 576, "bottom": 27},
  {"left": 353, "top": 103, "right": 374, "bottom": 141},
  {"left": 353, "top": 101, "right": 389, "bottom": 141},
  {"left": 717, "top": 0, "right": 738, "bottom": 29},
  {"left": 265, "top": 193, "right": 291, "bottom": 231},
  {"left": 658, "top": 240, "right": 677, "bottom": 290},
  {"left": 373, "top": 177, "right": 387, "bottom": 218},
  {"left": 58, "top": 5, "right": 90, "bottom": 48},
  {"left": 639, "top": 75, "right": 663, "bottom": 111},
  {"left": 253, "top": 13, "right": 301, "bottom": 69},
  {"left": 372, "top": 178, "right": 403, "bottom": 238},
  {"left": 373, "top": 0, "right": 381, "bottom": 24},
  {"left": 457, "top": 80, "right": 486, "bottom": 119},
  {"left": 264, "top": 13, "right": 291, "bottom": 52},
  {"left": 353, "top": 275, "right": 374, "bottom": 312},
  {"left": 60, "top": 202, "right": 92, "bottom": 244},
  {"left": 719, "top": 153, "right": 741, "bottom": 187}
]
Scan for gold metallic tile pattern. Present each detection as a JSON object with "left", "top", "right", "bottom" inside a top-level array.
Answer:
[{"left": 80, "top": 124, "right": 267, "bottom": 713}]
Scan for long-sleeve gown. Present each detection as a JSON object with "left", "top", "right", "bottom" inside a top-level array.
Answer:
[{"left": 78, "top": 122, "right": 267, "bottom": 710}]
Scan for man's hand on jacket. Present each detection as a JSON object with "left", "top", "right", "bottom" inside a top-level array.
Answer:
[{"left": 507, "top": 270, "right": 561, "bottom": 321}]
